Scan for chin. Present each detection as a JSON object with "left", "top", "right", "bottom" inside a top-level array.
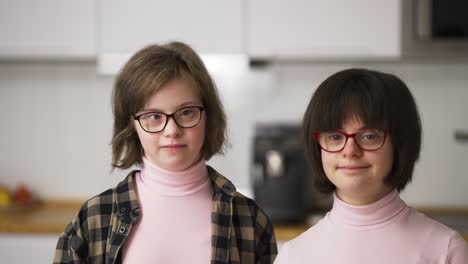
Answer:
[{"left": 335, "top": 179, "right": 370, "bottom": 194}]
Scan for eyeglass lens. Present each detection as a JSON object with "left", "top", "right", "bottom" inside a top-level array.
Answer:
[
  {"left": 137, "top": 106, "right": 202, "bottom": 133},
  {"left": 318, "top": 129, "right": 385, "bottom": 152}
]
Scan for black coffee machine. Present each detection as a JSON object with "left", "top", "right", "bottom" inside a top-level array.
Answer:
[{"left": 251, "top": 123, "right": 331, "bottom": 224}]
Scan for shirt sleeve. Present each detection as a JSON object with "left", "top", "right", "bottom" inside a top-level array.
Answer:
[
  {"left": 53, "top": 219, "right": 87, "bottom": 264},
  {"left": 446, "top": 232, "right": 468, "bottom": 264},
  {"left": 255, "top": 207, "right": 278, "bottom": 264}
]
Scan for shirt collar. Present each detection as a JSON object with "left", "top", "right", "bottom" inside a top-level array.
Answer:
[{"left": 114, "top": 165, "right": 238, "bottom": 217}]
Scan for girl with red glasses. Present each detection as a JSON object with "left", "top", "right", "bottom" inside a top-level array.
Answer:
[{"left": 275, "top": 68, "right": 467, "bottom": 264}]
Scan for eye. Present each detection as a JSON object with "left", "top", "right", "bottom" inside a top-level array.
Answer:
[
  {"left": 360, "top": 130, "right": 380, "bottom": 141},
  {"left": 141, "top": 112, "right": 163, "bottom": 121},
  {"left": 148, "top": 113, "right": 163, "bottom": 120},
  {"left": 327, "top": 133, "right": 344, "bottom": 141},
  {"left": 180, "top": 108, "right": 194, "bottom": 117}
]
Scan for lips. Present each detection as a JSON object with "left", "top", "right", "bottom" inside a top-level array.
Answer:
[
  {"left": 160, "top": 144, "right": 186, "bottom": 149},
  {"left": 337, "top": 165, "right": 370, "bottom": 169},
  {"left": 336, "top": 165, "right": 371, "bottom": 174}
]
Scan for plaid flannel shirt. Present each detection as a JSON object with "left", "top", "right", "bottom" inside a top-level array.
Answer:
[{"left": 54, "top": 166, "right": 277, "bottom": 263}]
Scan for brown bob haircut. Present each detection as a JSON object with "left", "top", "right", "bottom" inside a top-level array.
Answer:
[
  {"left": 111, "top": 42, "right": 228, "bottom": 169},
  {"left": 303, "top": 68, "right": 422, "bottom": 194}
]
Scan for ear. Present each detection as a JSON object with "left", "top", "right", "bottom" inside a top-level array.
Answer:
[{"left": 131, "top": 116, "right": 140, "bottom": 131}]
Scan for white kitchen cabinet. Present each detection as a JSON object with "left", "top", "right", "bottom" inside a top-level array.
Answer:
[
  {"left": 99, "top": 0, "right": 243, "bottom": 54},
  {"left": 0, "top": 234, "right": 59, "bottom": 263},
  {"left": 0, "top": 0, "right": 96, "bottom": 59},
  {"left": 247, "top": 0, "right": 401, "bottom": 60}
]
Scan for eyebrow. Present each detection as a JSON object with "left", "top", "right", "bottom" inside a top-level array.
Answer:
[
  {"left": 336, "top": 126, "right": 378, "bottom": 133},
  {"left": 140, "top": 101, "right": 202, "bottom": 113}
]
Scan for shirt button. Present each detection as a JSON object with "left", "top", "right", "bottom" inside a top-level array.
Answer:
[
  {"left": 131, "top": 211, "right": 139, "bottom": 219},
  {"left": 119, "top": 207, "right": 127, "bottom": 213},
  {"left": 119, "top": 226, "right": 126, "bottom": 234}
]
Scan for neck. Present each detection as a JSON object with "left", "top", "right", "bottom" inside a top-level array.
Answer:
[
  {"left": 138, "top": 157, "right": 209, "bottom": 196},
  {"left": 330, "top": 189, "right": 407, "bottom": 227},
  {"left": 336, "top": 186, "right": 393, "bottom": 206}
]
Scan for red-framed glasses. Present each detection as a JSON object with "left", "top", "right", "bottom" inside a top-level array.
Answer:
[{"left": 313, "top": 129, "right": 387, "bottom": 153}]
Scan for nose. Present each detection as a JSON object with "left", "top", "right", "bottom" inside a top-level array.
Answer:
[
  {"left": 341, "top": 136, "right": 362, "bottom": 157},
  {"left": 163, "top": 117, "right": 182, "bottom": 137}
]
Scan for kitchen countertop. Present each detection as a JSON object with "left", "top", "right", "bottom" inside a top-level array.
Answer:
[
  {"left": 0, "top": 200, "right": 82, "bottom": 234},
  {"left": 1, "top": 201, "right": 467, "bottom": 242}
]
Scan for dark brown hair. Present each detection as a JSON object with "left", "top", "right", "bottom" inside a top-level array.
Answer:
[
  {"left": 303, "top": 68, "right": 422, "bottom": 193},
  {"left": 111, "top": 42, "right": 228, "bottom": 169}
]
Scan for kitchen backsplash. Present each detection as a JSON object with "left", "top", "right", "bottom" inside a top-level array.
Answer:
[{"left": 0, "top": 60, "right": 467, "bottom": 207}]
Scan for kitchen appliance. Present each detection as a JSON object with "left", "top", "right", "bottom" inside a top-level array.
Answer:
[
  {"left": 402, "top": 0, "right": 468, "bottom": 58},
  {"left": 251, "top": 123, "right": 331, "bottom": 224},
  {"left": 415, "top": 0, "right": 468, "bottom": 39}
]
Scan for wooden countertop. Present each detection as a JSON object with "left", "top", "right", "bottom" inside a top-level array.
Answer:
[
  {"left": 0, "top": 201, "right": 82, "bottom": 234},
  {"left": 1, "top": 201, "right": 467, "bottom": 242}
]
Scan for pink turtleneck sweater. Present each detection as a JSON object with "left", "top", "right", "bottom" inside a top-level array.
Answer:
[
  {"left": 275, "top": 190, "right": 468, "bottom": 264},
  {"left": 122, "top": 157, "right": 213, "bottom": 263}
]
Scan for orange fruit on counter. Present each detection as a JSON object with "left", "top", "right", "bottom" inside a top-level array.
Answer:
[{"left": 14, "top": 183, "right": 32, "bottom": 205}]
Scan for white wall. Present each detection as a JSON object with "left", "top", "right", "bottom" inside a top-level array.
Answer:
[
  {"left": 0, "top": 62, "right": 125, "bottom": 199},
  {"left": 0, "top": 61, "right": 467, "bottom": 207}
]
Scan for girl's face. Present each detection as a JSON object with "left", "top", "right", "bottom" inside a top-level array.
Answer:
[
  {"left": 321, "top": 117, "right": 394, "bottom": 205},
  {"left": 134, "top": 79, "right": 206, "bottom": 171}
]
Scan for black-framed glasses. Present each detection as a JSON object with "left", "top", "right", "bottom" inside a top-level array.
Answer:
[
  {"left": 313, "top": 129, "right": 387, "bottom": 153},
  {"left": 134, "top": 106, "right": 205, "bottom": 133}
]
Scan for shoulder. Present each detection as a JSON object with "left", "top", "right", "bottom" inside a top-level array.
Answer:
[
  {"left": 207, "top": 166, "right": 278, "bottom": 260},
  {"left": 407, "top": 208, "right": 457, "bottom": 235},
  {"left": 410, "top": 211, "right": 468, "bottom": 262},
  {"left": 403, "top": 208, "right": 465, "bottom": 248},
  {"left": 446, "top": 231, "right": 468, "bottom": 262},
  {"left": 208, "top": 165, "right": 268, "bottom": 219},
  {"left": 64, "top": 171, "right": 139, "bottom": 235},
  {"left": 276, "top": 224, "right": 325, "bottom": 264},
  {"left": 208, "top": 165, "right": 275, "bottom": 231},
  {"left": 275, "top": 224, "right": 322, "bottom": 264},
  {"left": 231, "top": 191, "right": 272, "bottom": 228},
  {"left": 54, "top": 171, "right": 140, "bottom": 262},
  {"left": 283, "top": 216, "right": 328, "bottom": 249},
  {"left": 77, "top": 187, "right": 116, "bottom": 224},
  {"left": 275, "top": 215, "right": 330, "bottom": 263},
  {"left": 54, "top": 183, "right": 119, "bottom": 261}
]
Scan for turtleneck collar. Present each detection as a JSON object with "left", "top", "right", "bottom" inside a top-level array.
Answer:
[
  {"left": 329, "top": 189, "right": 407, "bottom": 229},
  {"left": 138, "top": 157, "right": 209, "bottom": 196}
]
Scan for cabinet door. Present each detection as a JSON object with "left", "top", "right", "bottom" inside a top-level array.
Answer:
[
  {"left": 0, "top": 0, "right": 96, "bottom": 59},
  {"left": 247, "top": 0, "right": 401, "bottom": 59},
  {"left": 99, "top": 0, "right": 243, "bottom": 54},
  {"left": 0, "top": 234, "right": 59, "bottom": 263}
]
